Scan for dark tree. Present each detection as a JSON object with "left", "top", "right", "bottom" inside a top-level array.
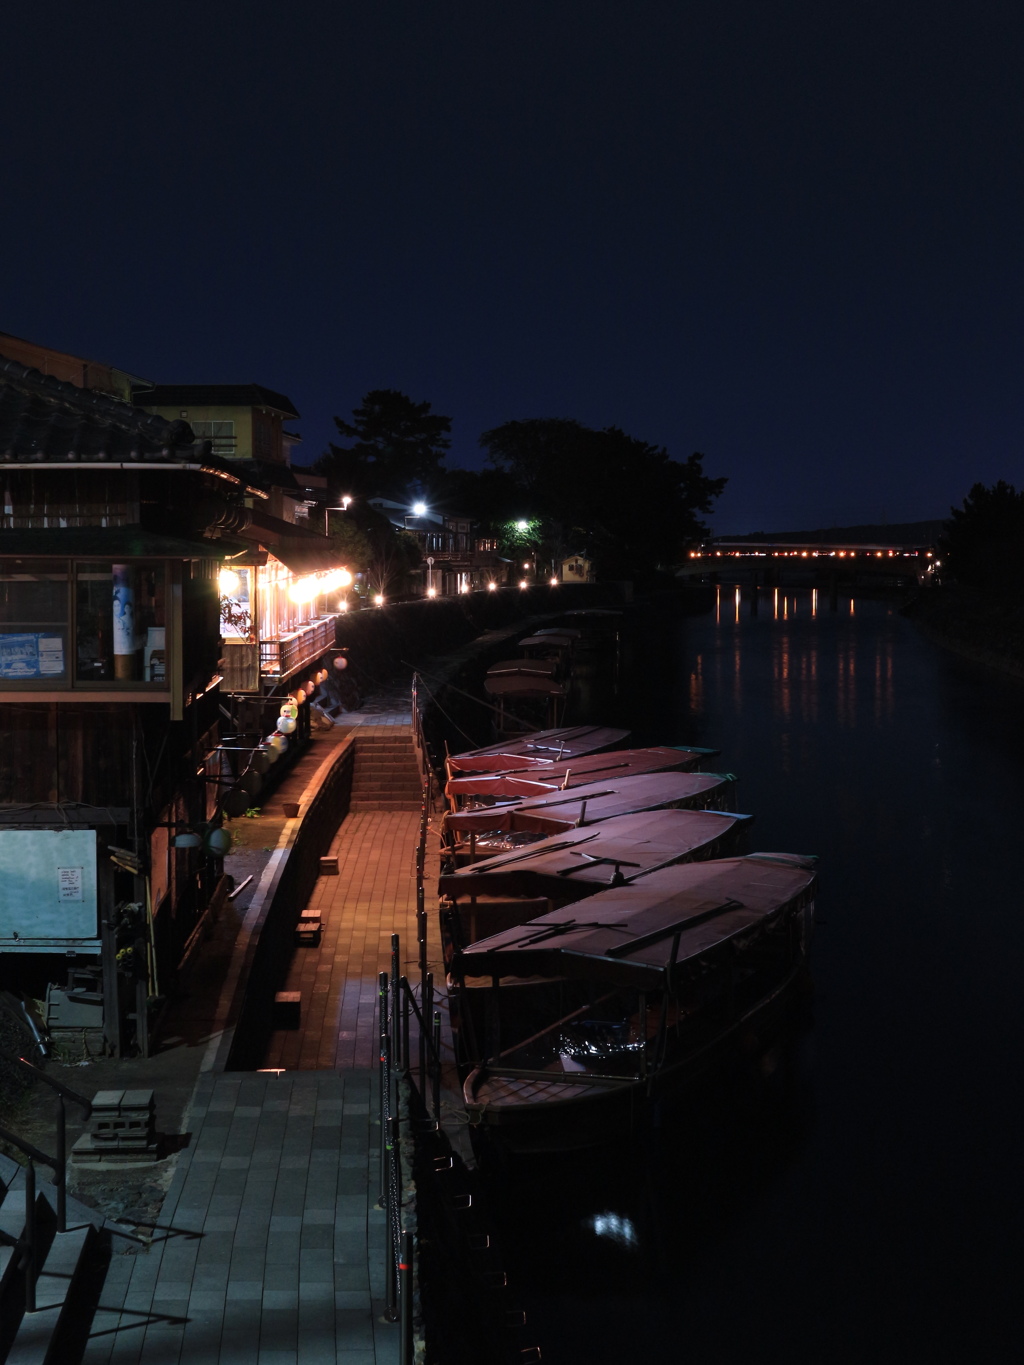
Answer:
[
  {"left": 316, "top": 389, "right": 452, "bottom": 500},
  {"left": 479, "top": 418, "right": 726, "bottom": 578},
  {"left": 939, "top": 480, "right": 1024, "bottom": 589}
]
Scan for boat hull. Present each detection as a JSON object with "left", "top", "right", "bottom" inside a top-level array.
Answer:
[{"left": 462, "top": 962, "right": 810, "bottom": 1153}]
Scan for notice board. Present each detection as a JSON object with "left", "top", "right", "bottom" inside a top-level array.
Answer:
[{"left": 0, "top": 829, "right": 100, "bottom": 951}]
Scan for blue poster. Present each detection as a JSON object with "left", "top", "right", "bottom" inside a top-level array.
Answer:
[{"left": 0, "top": 632, "right": 65, "bottom": 679}]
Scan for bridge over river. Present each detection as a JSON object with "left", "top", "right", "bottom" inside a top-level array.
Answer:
[{"left": 680, "top": 532, "right": 940, "bottom": 587}]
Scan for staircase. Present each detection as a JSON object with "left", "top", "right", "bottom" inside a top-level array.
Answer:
[
  {"left": 0, "top": 1153, "right": 111, "bottom": 1364},
  {"left": 348, "top": 732, "right": 424, "bottom": 811}
]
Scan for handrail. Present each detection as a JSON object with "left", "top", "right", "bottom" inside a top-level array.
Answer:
[
  {"left": 0, "top": 1123, "right": 57, "bottom": 1171},
  {"left": 2, "top": 1051, "right": 92, "bottom": 1116}
]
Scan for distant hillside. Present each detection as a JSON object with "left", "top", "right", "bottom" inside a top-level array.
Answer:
[{"left": 721, "top": 519, "right": 945, "bottom": 545}]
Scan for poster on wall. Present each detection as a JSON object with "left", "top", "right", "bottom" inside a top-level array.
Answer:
[
  {"left": 0, "top": 829, "right": 100, "bottom": 950},
  {"left": 0, "top": 632, "right": 65, "bottom": 679}
]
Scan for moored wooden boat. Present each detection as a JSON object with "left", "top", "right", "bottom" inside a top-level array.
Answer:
[
  {"left": 442, "top": 771, "right": 737, "bottom": 865},
  {"left": 451, "top": 853, "right": 817, "bottom": 1151},
  {"left": 439, "top": 807, "right": 752, "bottom": 951},
  {"left": 446, "top": 725, "right": 631, "bottom": 774},
  {"left": 444, "top": 744, "right": 719, "bottom": 809}
]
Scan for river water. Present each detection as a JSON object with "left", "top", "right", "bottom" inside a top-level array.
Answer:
[{"left": 479, "top": 586, "right": 1024, "bottom": 1364}]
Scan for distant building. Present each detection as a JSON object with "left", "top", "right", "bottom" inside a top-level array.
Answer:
[
  {"left": 0, "top": 340, "right": 346, "bottom": 1055},
  {"left": 368, "top": 497, "right": 509, "bottom": 595},
  {"left": 134, "top": 384, "right": 347, "bottom": 694},
  {"left": 560, "top": 553, "right": 592, "bottom": 583}
]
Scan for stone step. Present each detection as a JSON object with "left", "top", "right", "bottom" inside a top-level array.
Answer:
[
  {"left": 348, "top": 799, "right": 423, "bottom": 811},
  {"left": 5, "top": 1224, "right": 94, "bottom": 1365}
]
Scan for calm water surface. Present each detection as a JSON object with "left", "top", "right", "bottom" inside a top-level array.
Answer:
[{"left": 482, "top": 588, "right": 1024, "bottom": 1364}]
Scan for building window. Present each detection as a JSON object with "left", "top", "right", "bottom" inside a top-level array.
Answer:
[
  {"left": 0, "top": 559, "right": 69, "bottom": 680},
  {"left": 191, "top": 420, "right": 237, "bottom": 457},
  {"left": 75, "top": 562, "right": 166, "bottom": 683},
  {"left": 0, "top": 560, "right": 168, "bottom": 688}
]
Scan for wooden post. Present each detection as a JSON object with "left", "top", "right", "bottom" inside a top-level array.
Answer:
[{"left": 98, "top": 855, "right": 123, "bottom": 1058}]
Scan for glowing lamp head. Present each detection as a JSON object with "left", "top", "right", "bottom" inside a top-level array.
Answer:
[
  {"left": 374, "top": 594, "right": 385, "bottom": 607},
  {"left": 219, "top": 568, "right": 241, "bottom": 595},
  {"left": 427, "top": 586, "right": 437, "bottom": 598},
  {"left": 487, "top": 582, "right": 497, "bottom": 591},
  {"left": 550, "top": 576, "right": 558, "bottom": 586},
  {"left": 412, "top": 501, "right": 427, "bottom": 516},
  {"left": 516, "top": 520, "right": 529, "bottom": 531},
  {"left": 519, "top": 579, "right": 527, "bottom": 589}
]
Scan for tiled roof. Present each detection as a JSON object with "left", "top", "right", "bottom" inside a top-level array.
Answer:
[
  {"left": 135, "top": 383, "right": 300, "bottom": 419},
  {"left": 0, "top": 352, "right": 198, "bottom": 464}
]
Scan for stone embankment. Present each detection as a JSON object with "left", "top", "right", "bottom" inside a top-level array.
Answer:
[{"left": 904, "top": 587, "right": 1024, "bottom": 679}]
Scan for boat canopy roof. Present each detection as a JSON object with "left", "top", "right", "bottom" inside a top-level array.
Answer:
[
  {"left": 439, "top": 808, "right": 751, "bottom": 900},
  {"left": 486, "top": 659, "right": 560, "bottom": 677},
  {"left": 445, "top": 746, "right": 713, "bottom": 799},
  {"left": 452, "top": 854, "right": 817, "bottom": 988},
  {"left": 443, "top": 771, "right": 735, "bottom": 836},
  {"left": 448, "top": 725, "right": 631, "bottom": 771},
  {"left": 484, "top": 675, "right": 567, "bottom": 698}
]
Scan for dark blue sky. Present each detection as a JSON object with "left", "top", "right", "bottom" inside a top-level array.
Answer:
[{"left": 3, "top": 1, "right": 1023, "bottom": 533}]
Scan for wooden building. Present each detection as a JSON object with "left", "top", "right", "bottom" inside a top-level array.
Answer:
[{"left": 0, "top": 347, "right": 346, "bottom": 1054}]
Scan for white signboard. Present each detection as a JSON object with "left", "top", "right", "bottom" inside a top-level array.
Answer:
[{"left": 0, "top": 829, "right": 99, "bottom": 950}]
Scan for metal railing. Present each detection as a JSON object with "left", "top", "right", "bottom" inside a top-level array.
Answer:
[
  {"left": 377, "top": 928, "right": 444, "bottom": 1364},
  {"left": 0, "top": 1051, "right": 92, "bottom": 1313}
]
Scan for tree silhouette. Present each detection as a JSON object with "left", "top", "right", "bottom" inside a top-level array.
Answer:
[
  {"left": 316, "top": 389, "right": 452, "bottom": 500},
  {"left": 479, "top": 419, "right": 726, "bottom": 577},
  {"left": 939, "top": 480, "right": 1024, "bottom": 589}
]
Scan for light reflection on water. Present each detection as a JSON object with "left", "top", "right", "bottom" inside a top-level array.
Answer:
[{"left": 483, "top": 589, "right": 1024, "bottom": 1364}]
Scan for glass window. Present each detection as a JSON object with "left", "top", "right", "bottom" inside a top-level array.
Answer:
[
  {"left": 190, "top": 420, "right": 236, "bottom": 457},
  {"left": 218, "top": 565, "right": 253, "bottom": 639},
  {"left": 0, "top": 560, "right": 69, "bottom": 681},
  {"left": 75, "top": 562, "right": 166, "bottom": 684}
]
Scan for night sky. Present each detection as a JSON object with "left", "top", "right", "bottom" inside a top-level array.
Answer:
[{"left": 3, "top": 2, "right": 1023, "bottom": 534}]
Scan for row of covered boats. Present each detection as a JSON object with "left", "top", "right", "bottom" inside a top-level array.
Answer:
[{"left": 435, "top": 627, "right": 817, "bottom": 1152}]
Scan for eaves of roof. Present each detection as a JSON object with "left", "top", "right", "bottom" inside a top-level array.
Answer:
[{"left": 134, "top": 383, "right": 300, "bottom": 419}]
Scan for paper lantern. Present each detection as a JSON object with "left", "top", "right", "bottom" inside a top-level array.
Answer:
[
  {"left": 279, "top": 701, "right": 299, "bottom": 720},
  {"left": 334, "top": 655, "right": 348, "bottom": 670},
  {"left": 270, "top": 733, "right": 289, "bottom": 755},
  {"left": 251, "top": 749, "right": 272, "bottom": 774},
  {"left": 277, "top": 715, "right": 297, "bottom": 735},
  {"left": 239, "top": 768, "right": 263, "bottom": 796}
]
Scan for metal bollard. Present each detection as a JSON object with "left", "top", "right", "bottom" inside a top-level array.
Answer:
[
  {"left": 56, "top": 1094, "right": 66, "bottom": 1233},
  {"left": 378, "top": 972, "right": 389, "bottom": 1208},
  {"left": 421, "top": 972, "right": 433, "bottom": 1091},
  {"left": 400, "top": 976, "right": 410, "bottom": 1073},
  {"left": 390, "top": 933, "right": 401, "bottom": 1066},
  {"left": 399, "top": 1229, "right": 414, "bottom": 1365},
  {"left": 432, "top": 1009, "right": 442, "bottom": 1123},
  {"left": 24, "top": 1158, "right": 36, "bottom": 1313}
]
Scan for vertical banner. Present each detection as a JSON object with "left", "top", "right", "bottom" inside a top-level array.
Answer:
[{"left": 112, "top": 563, "right": 135, "bottom": 680}]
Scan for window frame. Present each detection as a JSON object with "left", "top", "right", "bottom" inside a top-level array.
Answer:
[{"left": 0, "top": 557, "right": 178, "bottom": 694}]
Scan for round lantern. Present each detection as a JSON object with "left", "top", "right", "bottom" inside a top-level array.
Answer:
[
  {"left": 334, "top": 655, "right": 348, "bottom": 671},
  {"left": 279, "top": 700, "right": 299, "bottom": 720},
  {"left": 277, "top": 715, "right": 297, "bottom": 736},
  {"left": 251, "top": 749, "right": 272, "bottom": 775},
  {"left": 269, "top": 733, "right": 289, "bottom": 755},
  {"left": 263, "top": 736, "right": 281, "bottom": 761},
  {"left": 205, "top": 827, "right": 232, "bottom": 857},
  {"left": 223, "top": 788, "right": 250, "bottom": 817},
  {"left": 239, "top": 768, "right": 263, "bottom": 796}
]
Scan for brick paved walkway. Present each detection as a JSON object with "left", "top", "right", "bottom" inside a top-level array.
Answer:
[
  {"left": 264, "top": 731, "right": 443, "bottom": 1073},
  {"left": 84, "top": 1071, "right": 395, "bottom": 1365},
  {"left": 83, "top": 713, "right": 441, "bottom": 1364}
]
